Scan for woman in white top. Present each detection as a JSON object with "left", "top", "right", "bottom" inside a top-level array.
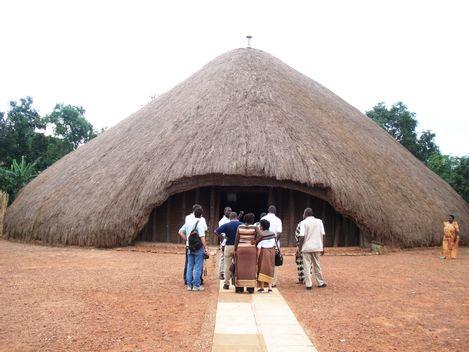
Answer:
[{"left": 256, "top": 219, "right": 277, "bottom": 293}]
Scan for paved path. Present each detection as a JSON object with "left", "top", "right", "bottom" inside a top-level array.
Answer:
[{"left": 211, "top": 281, "right": 318, "bottom": 352}]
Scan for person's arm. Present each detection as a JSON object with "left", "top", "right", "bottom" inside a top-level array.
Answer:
[
  {"left": 234, "top": 227, "right": 240, "bottom": 253},
  {"left": 196, "top": 222, "right": 208, "bottom": 253},
  {"left": 178, "top": 224, "right": 187, "bottom": 242},
  {"left": 178, "top": 231, "right": 187, "bottom": 242},
  {"left": 321, "top": 222, "right": 326, "bottom": 256},
  {"left": 201, "top": 235, "right": 208, "bottom": 254},
  {"left": 298, "top": 221, "right": 305, "bottom": 253},
  {"left": 255, "top": 227, "right": 262, "bottom": 245},
  {"left": 214, "top": 225, "right": 225, "bottom": 241},
  {"left": 298, "top": 236, "right": 304, "bottom": 252},
  {"left": 277, "top": 219, "right": 283, "bottom": 241}
]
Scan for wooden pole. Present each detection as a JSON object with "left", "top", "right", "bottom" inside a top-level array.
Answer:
[
  {"left": 268, "top": 187, "right": 273, "bottom": 206},
  {"left": 166, "top": 197, "right": 171, "bottom": 242},
  {"left": 333, "top": 213, "right": 340, "bottom": 247},
  {"left": 195, "top": 188, "right": 200, "bottom": 204},
  {"left": 152, "top": 209, "right": 157, "bottom": 242},
  {"left": 288, "top": 189, "right": 294, "bottom": 247},
  {"left": 180, "top": 192, "right": 186, "bottom": 244},
  {"left": 209, "top": 186, "right": 215, "bottom": 245},
  {"left": 0, "top": 191, "right": 8, "bottom": 238},
  {"left": 277, "top": 188, "right": 283, "bottom": 246}
]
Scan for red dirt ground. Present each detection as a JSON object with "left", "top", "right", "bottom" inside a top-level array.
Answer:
[
  {"left": 1, "top": 240, "right": 468, "bottom": 352},
  {"left": 0, "top": 240, "right": 218, "bottom": 352},
  {"left": 279, "top": 248, "right": 469, "bottom": 352}
]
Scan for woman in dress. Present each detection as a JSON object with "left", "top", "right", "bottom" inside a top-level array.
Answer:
[
  {"left": 256, "top": 219, "right": 277, "bottom": 293},
  {"left": 442, "top": 214, "right": 460, "bottom": 259},
  {"left": 294, "top": 221, "right": 305, "bottom": 284},
  {"left": 233, "top": 213, "right": 262, "bottom": 293}
]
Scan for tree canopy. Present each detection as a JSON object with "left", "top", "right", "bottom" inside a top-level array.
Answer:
[
  {"left": 367, "top": 102, "right": 468, "bottom": 202},
  {"left": 0, "top": 97, "right": 100, "bottom": 202},
  {"left": 366, "top": 102, "right": 439, "bottom": 163}
]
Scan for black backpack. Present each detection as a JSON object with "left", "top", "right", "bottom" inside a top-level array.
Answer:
[{"left": 188, "top": 220, "right": 203, "bottom": 251}]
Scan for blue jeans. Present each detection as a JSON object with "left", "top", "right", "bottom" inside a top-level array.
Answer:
[{"left": 186, "top": 247, "right": 204, "bottom": 287}]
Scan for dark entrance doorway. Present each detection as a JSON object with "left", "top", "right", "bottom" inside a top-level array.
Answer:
[
  {"left": 219, "top": 190, "right": 269, "bottom": 223},
  {"left": 137, "top": 185, "right": 361, "bottom": 247}
]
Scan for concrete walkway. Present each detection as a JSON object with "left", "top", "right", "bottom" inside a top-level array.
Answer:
[{"left": 211, "top": 281, "right": 318, "bottom": 352}]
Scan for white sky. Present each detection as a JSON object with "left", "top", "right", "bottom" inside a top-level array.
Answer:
[{"left": 1, "top": 0, "right": 468, "bottom": 156}]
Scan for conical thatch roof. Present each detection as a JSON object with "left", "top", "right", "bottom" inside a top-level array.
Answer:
[{"left": 3, "top": 48, "right": 468, "bottom": 247}]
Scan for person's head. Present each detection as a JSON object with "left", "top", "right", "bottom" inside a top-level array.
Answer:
[
  {"left": 229, "top": 211, "right": 238, "bottom": 220},
  {"left": 224, "top": 206, "right": 232, "bottom": 218},
  {"left": 448, "top": 214, "right": 455, "bottom": 223},
  {"left": 259, "top": 219, "right": 270, "bottom": 231},
  {"left": 194, "top": 207, "right": 203, "bottom": 218},
  {"left": 260, "top": 212, "right": 267, "bottom": 219},
  {"left": 237, "top": 211, "right": 245, "bottom": 221},
  {"left": 244, "top": 212, "right": 255, "bottom": 225},
  {"left": 303, "top": 208, "right": 313, "bottom": 218},
  {"left": 268, "top": 205, "right": 276, "bottom": 214},
  {"left": 192, "top": 204, "right": 202, "bottom": 213}
]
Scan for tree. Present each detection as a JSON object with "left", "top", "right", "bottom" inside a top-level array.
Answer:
[
  {"left": 367, "top": 101, "right": 468, "bottom": 202},
  {"left": 0, "top": 97, "right": 100, "bottom": 201},
  {"left": 1, "top": 98, "right": 99, "bottom": 171},
  {"left": 450, "top": 156, "right": 469, "bottom": 202},
  {"left": 366, "top": 102, "right": 439, "bottom": 163},
  {"left": 425, "top": 154, "right": 469, "bottom": 202},
  {"left": 416, "top": 130, "right": 440, "bottom": 163},
  {"left": 45, "top": 104, "right": 97, "bottom": 150},
  {"left": 0, "top": 157, "right": 38, "bottom": 203},
  {"left": 0, "top": 97, "right": 47, "bottom": 167},
  {"left": 426, "top": 153, "right": 455, "bottom": 182}
]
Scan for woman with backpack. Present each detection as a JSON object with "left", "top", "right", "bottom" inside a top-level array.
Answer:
[{"left": 178, "top": 207, "right": 208, "bottom": 291}]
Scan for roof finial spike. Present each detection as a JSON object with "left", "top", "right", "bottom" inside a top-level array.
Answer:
[{"left": 246, "top": 35, "right": 252, "bottom": 48}]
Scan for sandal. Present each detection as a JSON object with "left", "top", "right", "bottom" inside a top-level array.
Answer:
[
  {"left": 257, "top": 288, "right": 265, "bottom": 293},
  {"left": 268, "top": 289, "right": 273, "bottom": 293}
]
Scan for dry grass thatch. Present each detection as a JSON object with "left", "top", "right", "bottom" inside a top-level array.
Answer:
[
  {"left": 0, "top": 191, "right": 8, "bottom": 237},
  {"left": 3, "top": 48, "right": 469, "bottom": 247}
]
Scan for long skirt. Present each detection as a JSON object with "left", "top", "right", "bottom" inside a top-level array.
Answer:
[
  {"left": 296, "top": 255, "right": 305, "bottom": 283},
  {"left": 235, "top": 245, "right": 258, "bottom": 287},
  {"left": 258, "top": 248, "right": 275, "bottom": 284},
  {"left": 442, "top": 236, "right": 459, "bottom": 259}
]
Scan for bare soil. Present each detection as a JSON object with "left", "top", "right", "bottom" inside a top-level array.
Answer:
[
  {"left": 0, "top": 240, "right": 218, "bottom": 352},
  {"left": 1, "top": 240, "right": 468, "bottom": 352},
  {"left": 279, "top": 248, "right": 469, "bottom": 352}
]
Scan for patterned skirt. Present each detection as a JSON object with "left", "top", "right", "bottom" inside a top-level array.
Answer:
[{"left": 296, "top": 254, "right": 305, "bottom": 283}]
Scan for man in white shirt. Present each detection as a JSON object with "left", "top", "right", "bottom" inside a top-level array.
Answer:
[
  {"left": 185, "top": 204, "right": 208, "bottom": 229},
  {"left": 261, "top": 205, "right": 282, "bottom": 286},
  {"left": 217, "top": 206, "right": 232, "bottom": 280},
  {"left": 178, "top": 207, "right": 208, "bottom": 291},
  {"left": 298, "top": 208, "right": 327, "bottom": 290},
  {"left": 181, "top": 204, "right": 208, "bottom": 285}
]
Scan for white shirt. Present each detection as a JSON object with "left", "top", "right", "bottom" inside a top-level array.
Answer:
[
  {"left": 261, "top": 213, "right": 283, "bottom": 247},
  {"left": 180, "top": 216, "right": 207, "bottom": 246},
  {"left": 257, "top": 231, "right": 277, "bottom": 249},
  {"left": 218, "top": 216, "right": 230, "bottom": 246},
  {"left": 219, "top": 216, "right": 230, "bottom": 227},
  {"left": 298, "top": 216, "right": 325, "bottom": 252},
  {"left": 185, "top": 213, "right": 208, "bottom": 229}
]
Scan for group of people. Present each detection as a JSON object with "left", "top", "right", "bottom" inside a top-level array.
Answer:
[
  {"left": 178, "top": 203, "right": 327, "bottom": 292},
  {"left": 215, "top": 206, "right": 283, "bottom": 293}
]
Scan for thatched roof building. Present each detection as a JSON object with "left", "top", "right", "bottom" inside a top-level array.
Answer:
[{"left": 3, "top": 48, "right": 468, "bottom": 247}]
